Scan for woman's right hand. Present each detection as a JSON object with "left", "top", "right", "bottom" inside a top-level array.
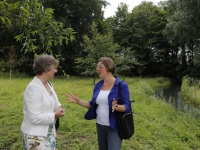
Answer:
[
  {"left": 65, "top": 93, "right": 80, "bottom": 104},
  {"left": 55, "top": 106, "right": 65, "bottom": 118},
  {"left": 65, "top": 93, "right": 90, "bottom": 108}
]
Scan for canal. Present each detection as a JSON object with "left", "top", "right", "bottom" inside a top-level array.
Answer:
[{"left": 154, "top": 83, "right": 200, "bottom": 118}]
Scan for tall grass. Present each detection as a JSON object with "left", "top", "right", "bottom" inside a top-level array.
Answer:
[
  {"left": 0, "top": 76, "right": 200, "bottom": 150},
  {"left": 181, "top": 75, "right": 200, "bottom": 106}
]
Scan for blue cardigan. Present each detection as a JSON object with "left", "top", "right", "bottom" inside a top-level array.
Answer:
[{"left": 84, "top": 76, "right": 131, "bottom": 129}]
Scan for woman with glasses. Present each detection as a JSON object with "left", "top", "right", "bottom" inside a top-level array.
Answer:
[{"left": 66, "top": 57, "right": 131, "bottom": 150}]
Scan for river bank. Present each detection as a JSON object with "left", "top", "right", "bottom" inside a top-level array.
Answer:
[
  {"left": 154, "top": 82, "right": 200, "bottom": 118},
  {"left": 181, "top": 76, "right": 200, "bottom": 107}
]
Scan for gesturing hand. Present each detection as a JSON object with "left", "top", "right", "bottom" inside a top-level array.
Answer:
[{"left": 65, "top": 93, "right": 80, "bottom": 104}]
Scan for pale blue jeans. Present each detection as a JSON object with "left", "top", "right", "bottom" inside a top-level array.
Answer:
[{"left": 96, "top": 123, "right": 122, "bottom": 150}]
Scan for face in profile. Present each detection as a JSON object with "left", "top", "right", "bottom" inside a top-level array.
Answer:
[{"left": 45, "top": 65, "right": 58, "bottom": 80}]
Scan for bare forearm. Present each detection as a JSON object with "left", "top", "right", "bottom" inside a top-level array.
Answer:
[
  {"left": 78, "top": 100, "right": 90, "bottom": 108},
  {"left": 116, "top": 104, "right": 126, "bottom": 112}
]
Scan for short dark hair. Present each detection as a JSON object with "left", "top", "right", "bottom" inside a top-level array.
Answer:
[
  {"left": 33, "top": 54, "right": 59, "bottom": 75},
  {"left": 98, "top": 57, "right": 116, "bottom": 74}
]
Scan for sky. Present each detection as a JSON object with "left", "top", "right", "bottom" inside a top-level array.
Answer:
[{"left": 103, "top": 0, "right": 164, "bottom": 18}]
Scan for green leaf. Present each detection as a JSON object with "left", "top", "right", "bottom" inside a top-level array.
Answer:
[
  {"left": 20, "top": 7, "right": 30, "bottom": 15},
  {"left": 0, "top": 16, "right": 5, "bottom": 23}
]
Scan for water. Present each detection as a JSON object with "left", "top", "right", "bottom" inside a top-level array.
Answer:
[{"left": 154, "top": 83, "right": 200, "bottom": 118}]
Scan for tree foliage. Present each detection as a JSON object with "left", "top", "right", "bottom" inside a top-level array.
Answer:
[
  {"left": 108, "top": 2, "right": 171, "bottom": 77},
  {"left": 75, "top": 22, "right": 119, "bottom": 84},
  {"left": 1, "top": 0, "right": 200, "bottom": 82},
  {"left": 1, "top": 0, "right": 76, "bottom": 55},
  {"left": 0, "top": 0, "right": 20, "bottom": 24},
  {"left": 40, "top": 0, "right": 107, "bottom": 75},
  {"left": 163, "top": 0, "right": 200, "bottom": 78},
  {"left": 0, "top": 0, "right": 76, "bottom": 75},
  {"left": 18, "top": 0, "right": 75, "bottom": 54}
]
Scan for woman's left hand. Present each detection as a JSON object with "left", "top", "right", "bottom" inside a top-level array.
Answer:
[
  {"left": 112, "top": 98, "right": 118, "bottom": 112},
  {"left": 112, "top": 98, "right": 126, "bottom": 112}
]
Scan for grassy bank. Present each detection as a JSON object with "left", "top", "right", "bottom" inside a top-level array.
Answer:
[
  {"left": 0, "top": 76, "right": 200, "bottom": 150},
  {"left": 181, "top": 76, "right": 200, "bottom": 107}
]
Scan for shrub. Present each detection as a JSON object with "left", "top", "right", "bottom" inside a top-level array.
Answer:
[
  {"left": 0, "top": 61, "right": 9, "bottom": 72},
  {"left": 138, "top": 82, "right": 154, "bottom": 95},
  {"left": 156, "top": 77, "right": 167, "bottom": 83}
]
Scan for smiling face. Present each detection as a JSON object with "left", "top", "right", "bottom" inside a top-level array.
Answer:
[
  {"left": 33, "top": 54, "right": 59, "bottom": 75},
  {"left": 45, "top": 65, "right": 58, "bottom": 80}
]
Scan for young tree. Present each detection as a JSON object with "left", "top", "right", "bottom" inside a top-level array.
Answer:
[
  {"left": 8, "top": 45, "right": 17, "bottom": 79},
  {"left": 116, "top": 47, "right": 138, "bottom": 80},
  {"left": 75, "top": 22, "right": 119, "bottom": 84}
]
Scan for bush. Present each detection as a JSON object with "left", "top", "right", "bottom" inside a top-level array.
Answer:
[
  {"left": 138, "top": 82, "right": 154, "bottom": 95},
  {"left": 0, "top": 61, "right": 9, "bottom": 72},
  {"left": 0, "top": 71, "right": 30, "bottom": 78},
  {"left": 156, "top": 77, "right": 168, "bottom": 83}
]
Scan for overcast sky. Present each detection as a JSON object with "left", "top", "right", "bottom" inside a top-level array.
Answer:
[{"left": 103, "top": 0, "right": 164, "bottom": 18}]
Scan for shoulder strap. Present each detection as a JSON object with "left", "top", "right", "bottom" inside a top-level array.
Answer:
[{"left": 118, "top": 81, "right": 122, "bottom": 104}]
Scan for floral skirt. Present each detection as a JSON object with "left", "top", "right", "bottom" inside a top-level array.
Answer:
[{"left": 21, "top": 124, "right": 56, "bottom": 150}]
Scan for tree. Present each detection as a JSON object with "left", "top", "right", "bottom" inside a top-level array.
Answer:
[
  {"left": 75, "top": 22, "right": 119, "bottom": 84},
  {"left": 116, "top": 47, "right": 137, "bottom": 80},
  {"left": 115, "top": 2, "right": 170, "bottom": 77},
  {"left": 14, "top": 0, "right": 76, "bottom": 54},
  {"left": 1, "top": 0, "right": 76, "bottom": 54},
  {"left": 0, "top": 0, "right": 76, "bottom": 75},
  {"left": 105, "top": 3, "right": 139, "bottom": 78},
  {"left": 106, "top": 3, "right": 130, "bottom": 49},
  {"left": 163, "top": 0, "right": 200, "bottom": 79},
  {"left": 41, "top": 0, "right": 108, "bottom": 75}
]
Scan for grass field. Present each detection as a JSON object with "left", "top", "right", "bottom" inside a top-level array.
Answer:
[{"left": 0, "top": 75, "right": 200, "bottom": 150}]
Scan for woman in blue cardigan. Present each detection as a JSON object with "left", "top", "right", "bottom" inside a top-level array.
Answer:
[{"left": 66, "top": 57, "right": 131, "bottom": 150}]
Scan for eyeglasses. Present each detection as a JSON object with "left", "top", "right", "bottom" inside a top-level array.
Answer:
[{"left": 96, "top": 66, "right": 105, "bottom": 69}]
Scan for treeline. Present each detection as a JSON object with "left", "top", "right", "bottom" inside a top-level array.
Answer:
[{"left": 1, "top": 0, "right": 200, "bottom": 81}]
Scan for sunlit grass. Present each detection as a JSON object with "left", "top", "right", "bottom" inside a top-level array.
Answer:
[{"left": 0, "top": 75, "right": 200, "bottom": 149}]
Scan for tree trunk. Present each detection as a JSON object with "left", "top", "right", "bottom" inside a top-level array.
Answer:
[{"left": 10, "top": 68, "right": 12, "bottom": 79}]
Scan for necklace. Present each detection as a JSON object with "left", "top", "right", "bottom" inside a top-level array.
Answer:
[{"left": 44, "top": 83, "right": 53, "bottom": 95}]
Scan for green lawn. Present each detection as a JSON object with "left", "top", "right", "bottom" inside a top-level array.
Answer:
[{"left": 0, "top": 76, "right": 200, "bottom": 150}]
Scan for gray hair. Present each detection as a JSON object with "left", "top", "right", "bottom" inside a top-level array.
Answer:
[{"left": 33, "top": 54, "right": 59, "bottom": 75}]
